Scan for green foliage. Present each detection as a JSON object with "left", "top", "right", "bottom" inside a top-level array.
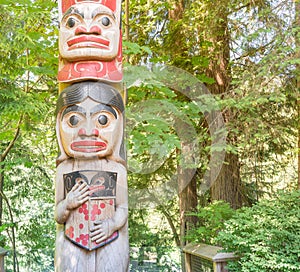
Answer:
[
  {"left": 129, "top": 208, "right": 181, "bottom": 270},
  {"left": 0, "top": 0, "right": 298, "bottom": 270},
  {"left": 217, "top": 190, "right": 300, "bottom": 272},
  {"left": 0, "top": 0, "right": 57, "bottom": 271},
  {"left": 186, "top": 201, "right": 235, "bottom": 245}
]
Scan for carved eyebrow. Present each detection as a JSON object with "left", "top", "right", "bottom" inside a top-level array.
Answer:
[
  {"left": 90, "top": 104, "right": 117, "bottom": 118},
  {"left": 62, "top": 105, "right": 86, "bottom": 119},
  {"left": 63, "top": 7, "right": 84, "bottom": 19},
  {"left": 91, "top": 9, "right": 116, "bottom": 20}
]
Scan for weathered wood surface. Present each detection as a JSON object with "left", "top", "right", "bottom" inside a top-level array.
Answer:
[
  {"left": 54, "top": 82, "right": 129, "bottom": 271},
  {"left": 57, "top": 0, "right": 122, "bottom": 83},
  {"left": 55, "top": 0, "right": 127, "bottom": 270}
]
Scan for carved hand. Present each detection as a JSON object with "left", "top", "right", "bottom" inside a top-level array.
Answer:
[
  {"left": 66, "top": 182, "right": 89, "bottom": 210},
  {"left": 90, "top": 220, "right": 113, "bottom": 244}
]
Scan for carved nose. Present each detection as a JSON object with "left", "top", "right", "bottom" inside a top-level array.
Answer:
[
  {"left": 75, "top": 25, "right": 101, "bottom": 35},
  {"left": 78, "top": 128, "right": 99, "bottom": 137}
]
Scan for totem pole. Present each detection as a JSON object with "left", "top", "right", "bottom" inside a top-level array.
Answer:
[{"left": 54, "top": 1, "right": 129, "bottom": 271}]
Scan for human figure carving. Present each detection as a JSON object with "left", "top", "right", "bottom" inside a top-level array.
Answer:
[
  {"left": 54, "top": 81, "right": 129, "bottom": 272},
  {"left": 58, "top": 0, "right": 122, "bottom": 83}
]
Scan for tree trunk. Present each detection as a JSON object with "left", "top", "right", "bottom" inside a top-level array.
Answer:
[
  {"left": 178, "top": 166, "right": 198, "bottom": 247},
  {"left": 168, "top": 0, "right": 199, "bottom": 245},
  {"left": 204, "top": 2, "right": 244, "bottom": 209}
]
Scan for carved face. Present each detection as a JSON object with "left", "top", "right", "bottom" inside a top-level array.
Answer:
[
  {"left": 59, "top": 98, "right": 122, "bottom": 159},
  {"left": 59, "top": 3, "right": 120, "bottom": 61}
]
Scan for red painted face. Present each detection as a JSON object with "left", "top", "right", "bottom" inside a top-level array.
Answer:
[
  {"left": 59, "top": 3, "right": 120, "bottom": 61},
  {"left": 59, "top": 98, "right": 122, "bottom": 159}
]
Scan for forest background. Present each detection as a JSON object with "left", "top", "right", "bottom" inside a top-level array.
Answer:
[{"left": 0, "top": 0, "right": 299, "bottom": 271}]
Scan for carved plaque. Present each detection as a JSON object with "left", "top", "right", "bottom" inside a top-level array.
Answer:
[{"left": 63, "top": 170, "right": 118, "bottom": 250}]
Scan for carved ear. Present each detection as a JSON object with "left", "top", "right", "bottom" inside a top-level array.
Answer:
[{"left": 56, "top": 109, "right": 69, "bottom": 166}]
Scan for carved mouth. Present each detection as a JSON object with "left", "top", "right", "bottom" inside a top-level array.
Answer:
[
  {"left": 89, "top": 185, "right": 105, "bottom": 195},
  {"left": 71, "top": 141, "right": 107, "bottom": 153},
  {"left": 67, "top": 35, "right": 110, "bottom": 50}
]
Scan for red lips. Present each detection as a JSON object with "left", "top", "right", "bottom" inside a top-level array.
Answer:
[
  {"left": 67, "top": 35, "right": 110, "bottom": 50},
  {"left": 71, "top": 141, "right": 107, "bottom": 153},
  {"left": 89, "top": 185, "right": 105, "bottom": 195}
]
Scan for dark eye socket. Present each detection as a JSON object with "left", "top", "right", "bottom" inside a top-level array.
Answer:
[
  {"left": 101, "top": 17, "right": 110, "bottom": 27},
  {"left": 66, "top": 17, "right": 76, "bottom": 28},
  {"left": 98, "top": 115, "right": 108, "bottom": 125},
  {"left": 69, "top": 115, "right": 80, "bottom": 126}
]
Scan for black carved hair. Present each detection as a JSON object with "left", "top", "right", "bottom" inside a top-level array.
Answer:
[{"left": 56, "top": 81, "right": 124, "bottom": 114}]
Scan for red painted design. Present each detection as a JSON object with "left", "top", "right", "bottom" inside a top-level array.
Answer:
[
  {"left": 67, "top": 35, "right": 110, "bottom": 50},
  {"left": 58, "top": 59, "right": 122, "bottom": 83},
  {"left": 61, "top": 0, "right": 117, "bottom": 14},
  {"left": 65, "top": 226, "right": 75, "bottom": 239},
  {"left": 64, "top": 173, "right": 118, "bottom": 250},
  {"left": 58, "top": 33, "right": 122, "bottom": 83}
]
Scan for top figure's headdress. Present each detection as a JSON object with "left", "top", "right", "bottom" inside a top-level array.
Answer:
[{"left": 58, "top": 0, "right": 121, "bottom": 20}]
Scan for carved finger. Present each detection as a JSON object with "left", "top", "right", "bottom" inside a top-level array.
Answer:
[
  {"left": 96, "top": 234, "right": 107, "bottom": 244},
  {"left": 90, "top": 229, "right": 103, "bottom": 241},
  {"left": 79, "top": 196, "right": 89, "bottom": 204},
  {"left": 71, "top": 182, "right": 80, "bottom": 191},
  {"left": 78, "top": 182, "right": 88, "bottom": 191},
  {"left": 90, "top": 222, "right": 102, "bottom": 232},
  {"left": 80, "top": 191, "right": 90, "bottom": 199}
]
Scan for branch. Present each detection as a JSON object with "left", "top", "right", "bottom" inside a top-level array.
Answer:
[
  {"left": 158, "top": 206, "right": 181, "bottom": 247},
  {"left": 148, "top": 191, "right": 181, "bottom": 247},
  {"left": 1, "top": 116, "right": 23, "bottom": 162}
]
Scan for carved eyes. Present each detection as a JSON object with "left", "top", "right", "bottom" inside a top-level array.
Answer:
[
  {"left": 66, "top": 113, "right": 112, "bottom": 128},
  {"left": 65, "top": 16, "right": 80, "bottom": 29},
  {"left": 66, "top": 17, "right": 77, "bottom": 28},
  {"left": 69, "top": 115, "right": 80, "bottom": 126},
  {"left": 63, "top": 15, "right": 113, "bottom": 30},
  {"left": 101, "top": 16, "right": 111, "bottom": 27},
  {"left": 98, "top": 115, "right": 108, "bottom": 125}
]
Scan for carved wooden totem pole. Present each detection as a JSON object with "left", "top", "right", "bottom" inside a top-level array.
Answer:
[{"left": 54, "top": 1, "right": 129, "bottom": 271}]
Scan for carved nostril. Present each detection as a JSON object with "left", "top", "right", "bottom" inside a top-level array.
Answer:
[
  {"left": 75, "top": 26, "right": 88, "bottom": 35},
  {"left": 92, "top": 129, "right": 99, "bottom": 137},
  {"left": 78, "top": 128, "right": 99, "bottom": 137},
  {"left": 75, "top": 25, "right": 101, "bottom": 35},
  {"left": 78, "top": 128, "right": 86, "bottom": 136},
  {"left": 89, "top": 26, "right": 101, "bottom": 35}
]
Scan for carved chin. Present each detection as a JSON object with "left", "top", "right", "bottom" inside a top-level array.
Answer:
[{"left": 66, "top": 148, "right": 113, "bottom": 159}]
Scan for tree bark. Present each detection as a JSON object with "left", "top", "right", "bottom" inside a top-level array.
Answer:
[
  {"left": 167, "top": 0, "right": 199, "bottom": 239},
  {"left": 204, "top": 2, "right": 244, "bottom": 209}
]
